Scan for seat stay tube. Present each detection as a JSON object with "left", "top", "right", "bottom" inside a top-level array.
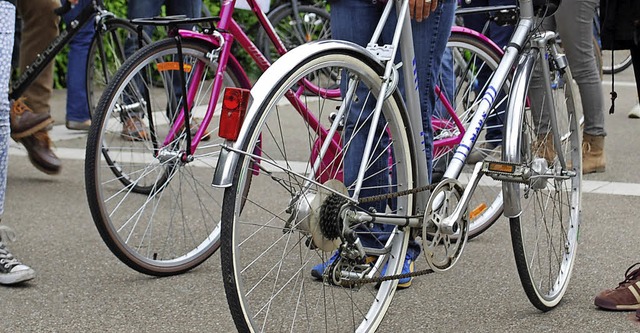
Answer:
[
  {"left": 394, "top": 0, "right": 430, "bottom": 210},
  {"left": 352, "top": 0, "right": 426, "bottom": 203}
]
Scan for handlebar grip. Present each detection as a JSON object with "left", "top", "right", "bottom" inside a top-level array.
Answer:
[{"left": 53, "top": 1, "right": 72, "bottom": 16}]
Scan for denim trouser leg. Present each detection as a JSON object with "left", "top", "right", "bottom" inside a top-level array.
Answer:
[
  {"left": 462, "top": 0, "right": 515, "bottom": 143},
  {"left": 331, "top": 0, "right": 455, "bottom": 260},
  {"left": 125, "top": 0, "right": 203, "bottom": 121},
  {"left": 435, "top": 39, "right": 455, "bottom": 120},
  {"left": 63, "top": 0, "right": 94, "bottom": 122},
  {"left": 0, "top": 2, "right": 15, "bottom": 216}
]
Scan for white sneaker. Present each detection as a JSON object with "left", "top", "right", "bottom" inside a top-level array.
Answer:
[
  {"left": 628, "top": 103, "right": 640, "bottom": 119},
  {"left": 0, "top": 226, "right": 35, "bottom": 285}
]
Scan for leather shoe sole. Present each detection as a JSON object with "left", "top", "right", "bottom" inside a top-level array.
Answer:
[
  {"left": 20, "top": 135, "right": 62, "bottom": 175},
  {"left": 66, "top": 119, "right": 92, "bottom": 131}
]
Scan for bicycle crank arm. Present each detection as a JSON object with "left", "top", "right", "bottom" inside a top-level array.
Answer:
[{"left": 439, "top": 161, "right": 484, "bottom": 234}]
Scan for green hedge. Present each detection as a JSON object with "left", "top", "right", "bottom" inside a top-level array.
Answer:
[{"left": 54, "top": 0, "right": 261, "bottom": 88}]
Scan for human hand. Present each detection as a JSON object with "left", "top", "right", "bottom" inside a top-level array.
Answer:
[{"left": 410, "top": 0, "right": 438, "bottom": 22}]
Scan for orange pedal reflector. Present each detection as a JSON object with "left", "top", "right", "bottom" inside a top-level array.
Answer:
[
  {"left": 156, "top": 62, "right": 193, "bottom": 73},
  {"left": 469, "top": 203, "right": 487, "bottom": 221},
  {"left": 487, "top": 162, "right": 515, "bottom": 173},
  {"left": 219, "top": 87, "right": 251, "bottom": 141}
]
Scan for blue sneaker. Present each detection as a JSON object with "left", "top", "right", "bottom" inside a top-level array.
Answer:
[
  {"left": 381, "top": 254, "right": 414, "bottom": 289},
  {"left": 311, "top": 251, "right": 341, "bottom": 279}
]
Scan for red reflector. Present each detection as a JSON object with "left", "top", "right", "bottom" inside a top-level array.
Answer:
[{"left": 219, "top": 87, "right": 250, "bottom": 141}]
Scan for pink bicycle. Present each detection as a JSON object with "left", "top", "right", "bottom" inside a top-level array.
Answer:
[{"left": 84, "top": 0, "right": 509, "bottom": 277}]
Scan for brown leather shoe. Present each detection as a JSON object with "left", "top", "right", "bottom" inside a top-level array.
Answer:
[
  {"left": 19, "top": 131, "right": 62, "bottom": 175},
  {"left": 121, "top": 116, "right": 149, "bottom": 141},
  {"left": 10, "top": 98, "right": 54, "bottom": 140}
]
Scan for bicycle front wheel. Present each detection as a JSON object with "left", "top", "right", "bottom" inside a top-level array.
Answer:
[
  {"left": 85, "top": 38, "right": 250, "bottom": 276},
  {"left": 221, "top": 43, "right": 415, "bottom": 332},
  {"left": 504, "top": 53, "right": 582, "bottom": 311},
  {"left": 87, "top": 18, "right": 151, "bottom": 118}
]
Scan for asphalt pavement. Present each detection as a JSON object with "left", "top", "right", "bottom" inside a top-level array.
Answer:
[{"left": 1, "top": 67, "right": 640, "bottom": 332}]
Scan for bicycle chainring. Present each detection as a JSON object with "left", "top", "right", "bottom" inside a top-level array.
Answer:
[{"left": 422, "top": 178, "right": 468, "bottom": 272}]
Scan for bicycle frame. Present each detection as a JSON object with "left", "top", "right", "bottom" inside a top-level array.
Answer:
[
  {"left": 163, "top": 0, "right": 340, "bottom": 155},
  {"left": 9, "top": 0, "right": 136, "bottom": 100}
]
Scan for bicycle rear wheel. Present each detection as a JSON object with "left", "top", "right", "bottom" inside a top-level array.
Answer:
[
  {"left": 258, "top": 4, "right": 331, "bottom": 63},
  {"left": 87, "top": 18, "right": 151, "bottom": 118},
  {"left": 85, "top": 38, "right": 250, "bottom": 276},
  {"left": 221, "top": 43, "right": 415, "bottom": 332},
  {"left": 504, "top": 52, "right": 582, "bottom": 311},
  {"left": 433, "top": 31, "right": 507, "bottom": 239}
]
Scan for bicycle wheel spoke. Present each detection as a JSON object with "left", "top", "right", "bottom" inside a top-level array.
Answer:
[{"left": 86, "top": 39, "right": 249, "bottom": 275}]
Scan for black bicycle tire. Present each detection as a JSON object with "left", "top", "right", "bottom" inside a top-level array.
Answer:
[
  {"left": 506, "top": 57, "right": 581, "bottom": 311},
  {"left": 259, "top": 4, "right": 331, "bottom": 63},
  {"left": 86, "top": 38, "right": 250, "bottom": 276},
  {"left": 86, "top": 18, "right": 152, "bottom": 119},
  {"left": 221, "top": 45, "right": 414, "bottom": 332}
]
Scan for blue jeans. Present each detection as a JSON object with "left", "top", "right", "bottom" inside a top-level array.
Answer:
[
  {"left": 331, "top": 0, "right": 456, "bottom": 260},
  {"left": 462, "top": 0, "right": 515, "bottom": 144},
  {"left": 63, "top": 0, "right": 94, "bottom": 123},
  {"left": 125, "top": 0, "right": 202, "bottom": 58},
  {"left": 124, "top": 0, "right": 202, "bottom": 120}
]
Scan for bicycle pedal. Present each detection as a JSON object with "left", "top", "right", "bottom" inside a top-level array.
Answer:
[{"left": 482, "top": 161, "right": 529, "bottom": 183}]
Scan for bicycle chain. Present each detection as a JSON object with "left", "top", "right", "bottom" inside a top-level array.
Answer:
[
  {"left": 342, "top": 266, "right": 435, "bottom": 287},
  {"left": 357, "top": 183, "right": 436, "bottom": 203},
  {"left": 342, "top": 183, "right": 438, "bottom": 286}
]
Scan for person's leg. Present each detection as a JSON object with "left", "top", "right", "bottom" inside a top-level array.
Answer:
[
  {"left": 555, "top": 0, "right": 605, "bottom": 173},
  {"left": 166, "top": 0, "right": 202, "bottom": 20},
  {"left": 0, "top": 1, "right": 14, "bottom": 212},
  {"left": 16, "top": 0, "right": 60, "bottom": 116},
  {"left": 165, "top": 0, "right": 202, "bottom": 121},
  {"left": 0, "top": 0, "right": 35, "bottom": 285},
  {"left": 631, "top": 45, "right": 640, "bottom": 103},
  {"left": 63, "top": 0, "right": 94, "bottom": 127},
  {"left": 125, "top": 0, "right": 163, "bottom": 58},
  {"left": 626, "top": 45, "right": 640, "bottom": 117},
  {"left": 462, "top": 0, "right": 515, "bottom": 146},
  {"left": 412, "top": 0, "right": 456, "bottom": 184},
  {"left": 332, "top": 0, "right": 454, "bottom": 261},
  {"left": 555, "top": 0, "right": 605, "bottom": 137},
  {"left": 120, "top": 0, "right": 164, "bottom": 140},
  {"left": 14, "top": 0, "right": 62, "bottom": 175}
]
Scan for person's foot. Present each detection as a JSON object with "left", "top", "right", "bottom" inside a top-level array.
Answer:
[
  {"left": 380, "top": 254, "right": 415, "bottom": 289},
  {"left": 628, "top": 104, "right": 640, "bottom": 119},
  {"left": 121, "top": 116, "right": 149, "bottom": 141},
  {"left": 9, "top": 98, "right": 53, "bottom": 140},
  {"left": 65, "top": 119, "right": 91, "bottom": 131},
  {"left": 0, "top": 227, "right": 35, "bottom": 285},
  {"left": 19, "top": 130, "right": 62, "bottom": 175},
  {"left": 594, "top": 263, "right": 640, "bottom": 310},
  {"left": 311, "top": 251, "right": 341, "bottom": 280}
]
